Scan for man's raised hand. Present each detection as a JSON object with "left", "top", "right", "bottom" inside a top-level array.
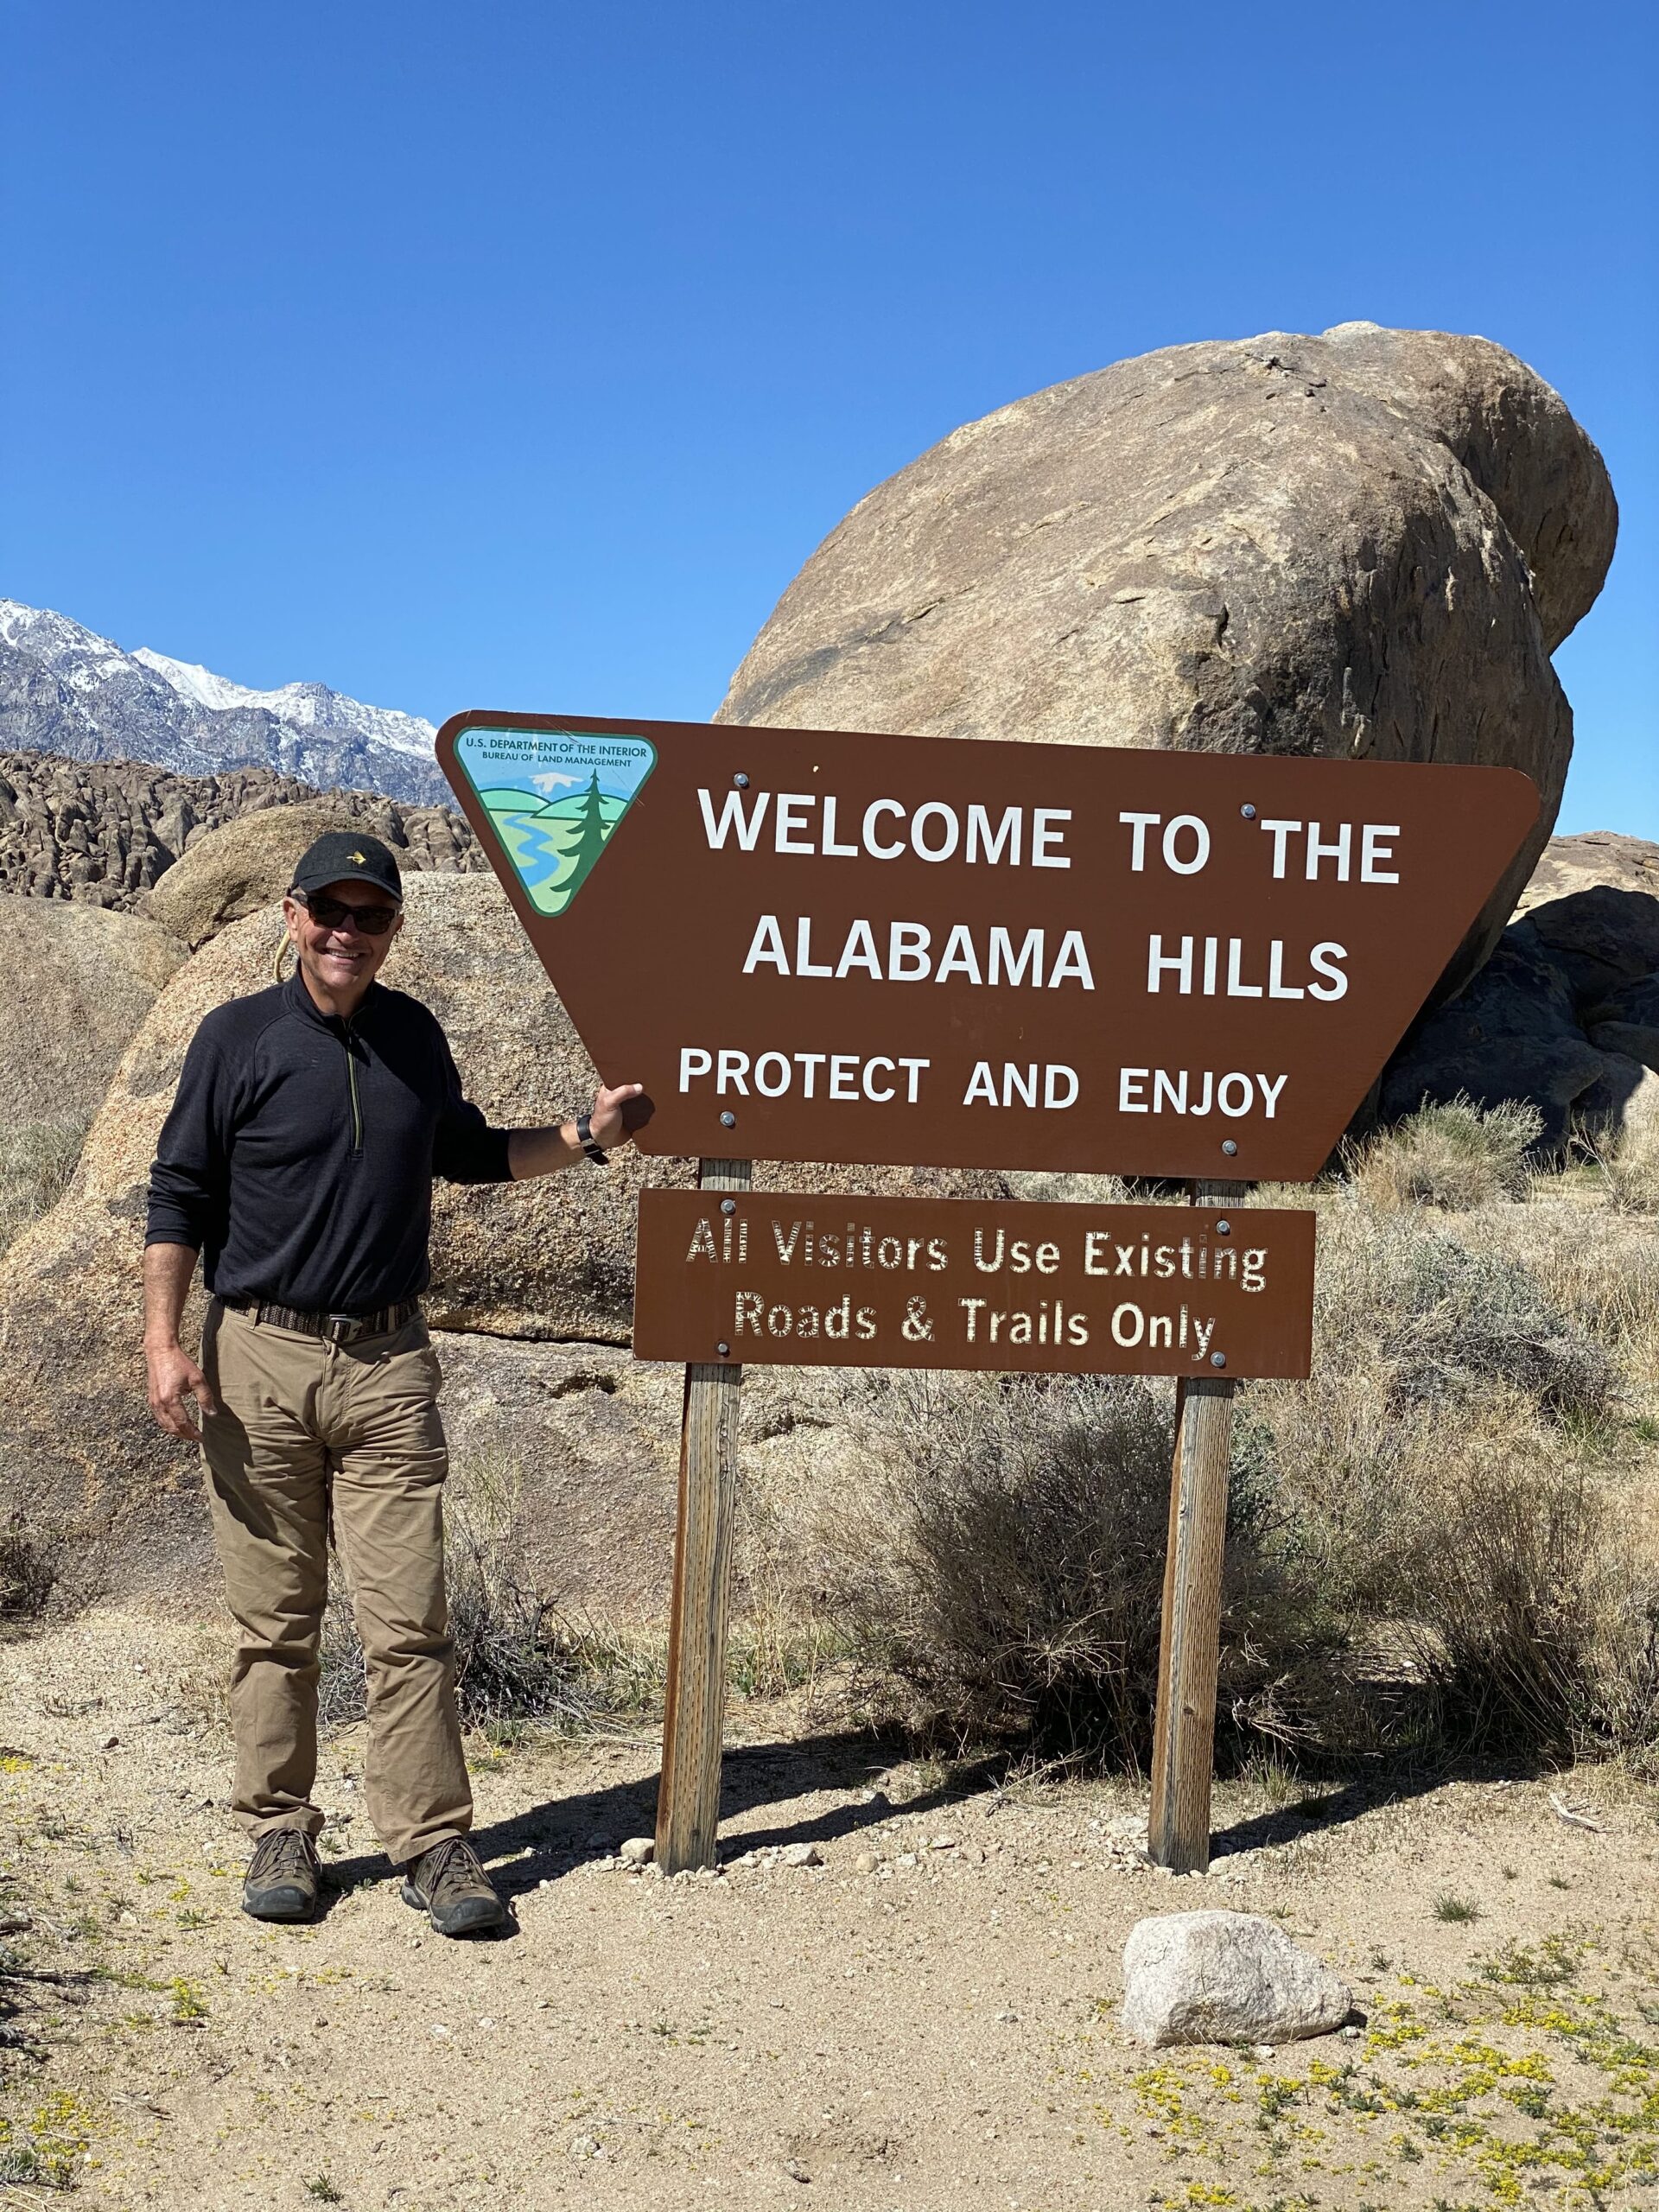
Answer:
[{"left": 588, "top": 1082, "right": 647, "bottom": 1152}]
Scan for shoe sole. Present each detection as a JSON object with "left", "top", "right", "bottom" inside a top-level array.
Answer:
[
  {"left": 241, "top": 1890, "right": 316, "bottom": 1923},
  {"left": 399, "top": 1878, "right": 509, "bottom": 1937}
]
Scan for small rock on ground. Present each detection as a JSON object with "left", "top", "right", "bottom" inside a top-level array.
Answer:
[{"left": 1122, "top": 1910, "right": 1353, "bottom": 2048}]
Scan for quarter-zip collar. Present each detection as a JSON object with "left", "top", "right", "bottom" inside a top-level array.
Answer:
[{"left": 285, "top": 968, "right": 385, "bottom": 1034}]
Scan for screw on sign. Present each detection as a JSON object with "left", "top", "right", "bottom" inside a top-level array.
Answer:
[{"left": 438, "top": 713, "right": 1538, "bottom": 1876}]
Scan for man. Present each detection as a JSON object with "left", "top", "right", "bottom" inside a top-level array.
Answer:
[{"left": 143, "top": 830, "right": 643, "bottom": 1937}]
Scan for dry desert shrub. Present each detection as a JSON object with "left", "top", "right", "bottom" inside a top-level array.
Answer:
[
  {"left": 1244, "top": 1196, "right": 1656, "bottom": 1758},
  {"left": 800, "top": 1370, "right": 1185, "bottom": 1760},
  {"left": 1592, "top": 1109, "right": 1659, "bottom": 1217},
  {"left": 319, "top": 1457, "right": 637, "bottom": 1735},
  {"left": 0, "top": 1117, "right": 87, "bottom": 1255},
  {"left": 1465, "top": 1198, "right": 1659, "bottom": 1381},
  {"left": 1305, "top": 1196, "right": 1618, "bottom": 1423},
  {"left": 1349, "top": 1096, "right": 1543, "bottom": 1211},
  {"left": 1396, "top": 1431, "right": 1659, "bottom": 1754},
  {"left": 795, "top": 1180, "right": 1659, "bottom": 1771},
  {"left": 1243, "top": 1386, "right": 1659, "bottom": 1758},
  {"left": 796, "top": 1370, "right": 1352, "bottom": 1768}
]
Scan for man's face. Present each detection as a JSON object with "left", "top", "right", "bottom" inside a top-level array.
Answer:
[{"left": 283, "top": 877, "right": 404, "bottom": 1001}]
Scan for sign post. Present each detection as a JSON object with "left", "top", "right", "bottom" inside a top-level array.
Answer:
[
  {"left": 656, "top": 1156, "right": 752, "bottom": 1876},
  {"left": 438, "top": 709, "right": 1540, "bottom": 1876},
  {"left": 1147, "top": 1179, "right": 1245, "bottom": 1874}
]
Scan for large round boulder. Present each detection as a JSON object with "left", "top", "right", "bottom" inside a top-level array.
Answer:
[
  {"left": 143, "top": 796, "right": 480, "bottom": 948},
  {"left": 0, "top": 893, "right": 186, "bottom": 1249},
  {"left": 718, "top": 322, "right": 1615, "bottom": 982}
]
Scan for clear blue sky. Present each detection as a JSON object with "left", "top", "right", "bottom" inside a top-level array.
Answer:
[{"left": 5, "top": 3, "right": 1654, "bottom": 833}]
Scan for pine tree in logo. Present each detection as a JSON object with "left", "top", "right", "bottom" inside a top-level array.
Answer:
[{"left": 562, "top": 771, "right": 610, "bottom": 886}]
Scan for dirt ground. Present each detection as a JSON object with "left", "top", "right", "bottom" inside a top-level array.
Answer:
[{"left": 2, "top": 1611, "right": 1656, "bottom": 2212}]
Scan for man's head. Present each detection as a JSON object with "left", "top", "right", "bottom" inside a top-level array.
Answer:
[{"left": 283, "top": 832, "right": 404, "bottom": 1008}]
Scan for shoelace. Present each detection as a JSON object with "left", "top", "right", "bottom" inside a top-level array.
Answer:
[
  {"left": 420, "top": 1838, "right": 489, "bottom": 1904},
  {"left": 249, "top": 1828, "right": 313, "bottom": 1882}
]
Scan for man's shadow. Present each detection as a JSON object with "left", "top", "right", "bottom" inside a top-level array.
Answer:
[{"left": 320, "top": 1729, "right": 982, "bottom": 1917}]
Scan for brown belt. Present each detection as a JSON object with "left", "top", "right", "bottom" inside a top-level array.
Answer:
[{"left": 219, "top": 1296, "right": 422, "bottom": 1346}]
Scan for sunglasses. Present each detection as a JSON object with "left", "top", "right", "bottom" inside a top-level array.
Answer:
[{"left": 292, "top": 890, "right": 401, "bottom": 937}]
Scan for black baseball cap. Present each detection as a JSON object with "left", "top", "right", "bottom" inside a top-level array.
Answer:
[{"left": 290, "top": 831, "right": 404, "bottom": 903}]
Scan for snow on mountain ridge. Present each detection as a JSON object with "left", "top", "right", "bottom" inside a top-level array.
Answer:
[
  {"left": 131, "top": 646, "right": 436, "bottom": 755},
  {"left": 130, "top": 647, "right": 276, "bottom": 716},
  {"left": 0, "top": 599, "right": 447, "bottom": 803}
]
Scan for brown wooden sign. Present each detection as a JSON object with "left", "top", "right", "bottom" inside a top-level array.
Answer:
[
  {"left": 438, "top": 712, "right": 1537, "bottom": 1182},
  {"left": 634, "top": 1191, "right": 1315, "bottom": 1378}
]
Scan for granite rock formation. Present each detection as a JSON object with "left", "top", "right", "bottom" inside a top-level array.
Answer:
[
  {"left": 0, "top": 894, "right": 188, "bottom": 1249},
  {"left": 144, "top": 796, "right": 478, "bottom": 946},
  {"left": 1382, "top": 834, "right": 1659, "bottom": 1148},
  {"left": 0, "top": 893, "right": 185, "bottom": 1128},
  {"left": 720, "top": 322, "right": 1616, "bottom": 983},
  {"left": 0, "top": 749, "right": 480, "bottom": 912}
]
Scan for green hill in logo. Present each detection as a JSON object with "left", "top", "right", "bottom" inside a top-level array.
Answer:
[{"left": 451, "top": 727, "right": 655, "bottom": 916}]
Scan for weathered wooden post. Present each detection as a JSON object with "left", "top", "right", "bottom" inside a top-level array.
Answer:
[
  {"left": 1147, "top": 1179, "right": 1245, "bottom": 1875},
  {"left": 655, "top": 1156, "right": 752, "bottom": 1873}
]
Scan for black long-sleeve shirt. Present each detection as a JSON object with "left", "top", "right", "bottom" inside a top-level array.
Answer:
[{"left": 146, "top": 969, "right": 512, "bottom": 1314}]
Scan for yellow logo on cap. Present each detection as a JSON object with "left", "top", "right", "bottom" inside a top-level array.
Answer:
[{"left": 350, "top": 851, "right": 366, "bottom": 864}]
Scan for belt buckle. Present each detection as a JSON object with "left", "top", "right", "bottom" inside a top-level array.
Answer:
[{"left": 326, "top": 1313, "right": 357, "bottom": 1344}]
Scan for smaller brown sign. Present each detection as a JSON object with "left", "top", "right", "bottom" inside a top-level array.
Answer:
[{"left": 634, "top": 1193, "right": 1315, "bottom": 1378}]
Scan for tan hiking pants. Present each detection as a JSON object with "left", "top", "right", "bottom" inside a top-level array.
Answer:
[{"left": 198, "top": 1300, "right": 472, "bottom": 1866}]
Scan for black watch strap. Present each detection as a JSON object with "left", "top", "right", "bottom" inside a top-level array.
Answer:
[{"left": 575, "top": 1111, "right": 609, "bottom": 1166}]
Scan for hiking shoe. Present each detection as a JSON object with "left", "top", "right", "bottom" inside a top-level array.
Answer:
[
  {"left": 242, "top": 1827, "right": 321, "bottom": 1923},
  {"left": 400, "top": 1838, "right": 509, "bottom": 1937}
]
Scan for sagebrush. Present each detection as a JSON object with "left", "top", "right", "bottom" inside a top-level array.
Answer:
[
  {"left": 787, "top": 1103, "right": 1659, "bottom": 1774},
  {"left": 319, "top": 1459, "right": 638, "bottom": 1734},
  {"left": 1349, "top": 1096, "right": 1542, "bottom": 1211},
  {"left": 0, "top": 1116, "right": 86, "bottom": 1255}
]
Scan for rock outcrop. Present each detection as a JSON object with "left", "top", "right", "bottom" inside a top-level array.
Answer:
[
  {"left": 1122, "top": 1911, "right": 1354, "bottom": 2047},
  {"left": 0, "top": 894, "right": 188, "bottom": 1249},
  {"left": 720, "top": 322, "right": 1615, "bottom": 982},
  {"left": 144, "top": 797, "right": 478, "bottom": 946},
  {"left": 1382, "top": 833, "right": 1659, "bottom": 1149},
  {"left": 1516, "top": 830, "right": 1659, "bottom": 915},
  {"left": 0, "top": 893, "right": 185, "bottom": 1128},
  {"left": 0, "top": 750, "right": 481, "bottom": 913}
]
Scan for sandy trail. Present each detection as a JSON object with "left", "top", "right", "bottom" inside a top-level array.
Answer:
[{"left": 2, "top": 1611, "right": 1656, "bottom": 2210}]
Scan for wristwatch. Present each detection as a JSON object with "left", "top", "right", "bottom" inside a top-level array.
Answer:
[{"left": 575, "top": 1111, "right": 609, "bottom": 1166}]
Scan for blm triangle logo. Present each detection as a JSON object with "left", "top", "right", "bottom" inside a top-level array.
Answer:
[{"left": 448, "top": 725, "right": 656, "bottom": 917}]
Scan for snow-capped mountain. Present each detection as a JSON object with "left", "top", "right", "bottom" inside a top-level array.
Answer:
[{"left": 0, "top": 601, "right": 447, "bottom": 804}]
